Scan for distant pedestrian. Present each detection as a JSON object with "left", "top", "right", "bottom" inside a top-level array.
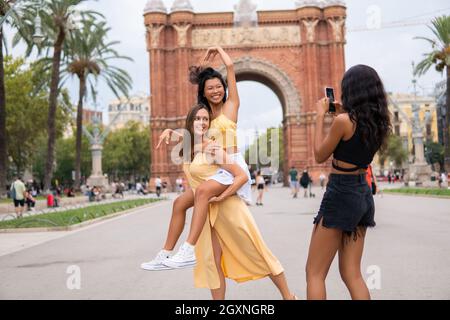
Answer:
[
  {"left": 176, "top": 177, "right": 183, "bottom": 194},
  {"left": 319, "top": 172, "right": 326, "bottom": 190},
  {"left": 289, "top": 166, "right": 299, "bottom": 198},
  {"left": 440, "top": 172, "right": 447, "bottom": 188},
  {"left": 25, "top": 189, "right": 36, "bottom": 211},
  {"left": 136, "top": 181, "right": 144, "bottom": 195},
  {"left": 248, "top": 165, "right": 255, "bottom": 190},
  {"left": 300, "top": 169, "right": 311, "bottom": 198},
  {"left": 155, "top": 176, "right": 162, "bottom": 197},
  {"left": 10, "top": 176, "right": 26, "bottom": 218},
  {"left": 255, "top": 171, "right": 266, "bottom": 206}
]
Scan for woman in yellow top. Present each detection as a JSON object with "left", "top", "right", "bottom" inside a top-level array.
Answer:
[
  {"left": 141, "top": 47, "right": 252, "bottom": 271},
  {"left": 180, "top": 103, "right": 296, "bottom": 299}
]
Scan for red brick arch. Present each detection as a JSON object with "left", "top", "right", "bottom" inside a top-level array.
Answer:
[{"left": 144, "top": 5, "right": 346, "bottom": 190}]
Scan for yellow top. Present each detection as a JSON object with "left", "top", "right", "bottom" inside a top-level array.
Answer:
[
  {"left": 183, "top": 153, "right": 284, "bottom": 289},
  {"left": 209, "top": 113, "right": 238, "bottom": 149}
]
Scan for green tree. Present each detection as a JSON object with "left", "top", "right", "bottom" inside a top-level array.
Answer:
[
  {"left": 378, "top": 134, "right": 408, "bottom": 170},
  {"left": 61, "top": 19, "right": 132, "bottom": 190},
  {"left": 54, "top": 134, "right": 91, "bottom": 185},
  {"left": 103, "top": 122, "right": 150, "bottom": 182},
  {"left": 14, "top": 0, "right": 102, "bottom": 191},
  {"left": 245, "top": 126, "right": 283, "bottom": 171},
  {"left": 414, "top": 15, "right": 450, "bottom": 172},
  {"left": 4, "top": 56, "right": 71, "bottom": 178},
  {"left": 425, "top": 141, "right": 444, "bottom": 172}
]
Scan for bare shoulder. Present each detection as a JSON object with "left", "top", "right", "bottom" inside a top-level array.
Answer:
[
  {"left": 334, "top": 113, "right": 355, "bottom": 138},
  {"left": 333, "top": 113, "right": 353, "bottom": 128}
]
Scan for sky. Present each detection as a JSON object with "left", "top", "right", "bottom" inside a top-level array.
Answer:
[{"left": 5, "top": 0, "right": 450, "bottom": 150}]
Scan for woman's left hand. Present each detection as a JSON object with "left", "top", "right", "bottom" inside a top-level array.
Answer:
[
  {"left": 316, "top": 97, "right": 329, "bottom": 116},
  {"left": 209, "top": 195, "right": 225, "bottom": 203}
]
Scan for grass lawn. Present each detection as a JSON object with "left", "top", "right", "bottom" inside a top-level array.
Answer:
[
  {"left": 0, "top": 198, "right": 163, "bottom": 229},
  {"left": 383, "top": 188, "right": 450, "bottom": 197}
]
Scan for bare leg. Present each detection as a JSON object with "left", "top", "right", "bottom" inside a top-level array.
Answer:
[
  {"left": 269, "top": 272, "right": 296, "bottom": 300},
  {"left": 210, "top": 228, "right": 226, "bottom": 300},
  {"left": 186, "top": 180, "right": 227, "bottom": 245},
  {"left": 338, "top": 228, "right": 371, "bottom": 300},
  {"left": 305, "top": 218, "right": 342, "bottom": 300},
  {"left": 162, "top": 189, "right": 194, "bottom": 251}
]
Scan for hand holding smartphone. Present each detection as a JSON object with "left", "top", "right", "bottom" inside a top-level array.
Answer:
[{"left": 325, "top": 87, "right": 336, "bottom": 114}]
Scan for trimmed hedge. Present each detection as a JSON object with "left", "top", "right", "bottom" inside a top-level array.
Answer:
[
  {"left": 383, "top": 188, "right": 450, "bottom": 197},
  {"left": 0, "top": 198, "right": 163, "bottom": 229}
]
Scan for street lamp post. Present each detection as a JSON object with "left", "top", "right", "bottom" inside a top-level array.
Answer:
[{"left": 1, "top": 0, "right": 45, "bottom": 45}]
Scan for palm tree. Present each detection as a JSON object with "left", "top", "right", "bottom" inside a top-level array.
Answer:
[
  {"left": 0, "top": 0, "right": 22, "bottom": 197},
  {"left": 13, "top": 0, "right": 102, "bottom": 192},
  {"left": 62, "top": 19, "right": 132, "bottom": 190},
  {"left": 414, "top": 15, "right": 450, "bottom": 173}
]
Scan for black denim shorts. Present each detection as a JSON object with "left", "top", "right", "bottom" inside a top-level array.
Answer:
[{"left": 313, "top": 174, "right": 375, "bottom": 239}]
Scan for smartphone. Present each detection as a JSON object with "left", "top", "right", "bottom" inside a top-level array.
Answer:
[{"left": 325, "top": 87, "right": 336, "bottom": 113}]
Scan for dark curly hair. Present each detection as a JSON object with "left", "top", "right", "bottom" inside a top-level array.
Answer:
[
  {"left": 341, "top": 65, "right": 392, "bottom": 155},
  {"left": 189, "top": 66, "right": 227, "bottom": 110}
]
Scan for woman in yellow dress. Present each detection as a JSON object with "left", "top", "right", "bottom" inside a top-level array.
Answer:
[
  {"left": 181, "top": 103, "right": 296, "bottom": 300},
  {"left": 141, "top": 46, "right": 253, "bottom": 270}
]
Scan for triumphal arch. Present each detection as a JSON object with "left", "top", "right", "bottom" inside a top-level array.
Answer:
[{"left": 144, "top": 0, "right": 346, "bottom": 189}]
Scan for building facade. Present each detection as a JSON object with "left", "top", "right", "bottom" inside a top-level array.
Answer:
[
  {"left": 390, "top": 92, "right": 438, "bottom": 152},
  {"left": 107, "top": 94, "right": 151, "bottom": 130},
  {"left": 372, "top": 92, "right": 439, "bottom": 174}
]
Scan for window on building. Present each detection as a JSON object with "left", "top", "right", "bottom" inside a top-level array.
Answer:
[
  {"left": 394, "top": 112, "right": 399, "bottom": 122},
  {"left": 426, "top": 123, "right": 432, "bottom": 139}
]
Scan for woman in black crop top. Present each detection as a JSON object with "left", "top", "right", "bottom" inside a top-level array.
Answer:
[{"left": 306, "top": 65, "right": 392, "bottom": 300}]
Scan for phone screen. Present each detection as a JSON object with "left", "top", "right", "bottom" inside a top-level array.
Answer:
[{"left": 325, "top": 87, "right": 336, "bottom": 113}]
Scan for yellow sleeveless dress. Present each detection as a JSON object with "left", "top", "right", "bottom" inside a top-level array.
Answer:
[
  {"left": 208, "top": 113, "right": 253, "bottom": 204},
  {"left": 209, "top": 113, "right": 238, "bottom": 149},
  {"left": 184, "top": 153, "right": 284, "bottom": 289}
]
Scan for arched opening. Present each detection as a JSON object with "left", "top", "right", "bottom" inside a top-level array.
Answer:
[
  {"left": 219, "top": 57, "right": 302, "bottom": 186},
  {"left": 236, "top": 80, "right": 284, "bottom": 185}
]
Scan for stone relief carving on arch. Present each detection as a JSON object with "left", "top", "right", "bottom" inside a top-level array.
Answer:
[
  {"left": 327, "top": 17, "right": 345, "bottom": 42},
  {"left": 146, "top": 25, "right": 165, "bottom": 48},
  {"left": 191, "top": 26, "right": 301, "bottom": 48},
  {"left": 173, "top": 23, "right": 191, "bottom": 47},
  {"left": 302, "top": 19, "right": 319, "bottom": 43}
]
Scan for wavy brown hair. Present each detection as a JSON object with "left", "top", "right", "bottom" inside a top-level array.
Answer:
[{"left": 181, "top": 104, "right": 213, "bottom": 162}]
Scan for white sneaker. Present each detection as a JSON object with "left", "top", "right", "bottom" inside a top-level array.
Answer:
[
  {"left": 140, "top": 250, "right": 173, "bottom": 271},
  {"left": 162, "top": 242, "right": 196, "bottom": 269}
]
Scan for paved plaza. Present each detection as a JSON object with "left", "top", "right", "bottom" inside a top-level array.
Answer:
[{"left": 0, "top": 184, "right": 449, "bottom": 300}]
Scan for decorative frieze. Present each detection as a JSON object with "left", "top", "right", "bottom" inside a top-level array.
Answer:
[{"left": 191, "top": 26, "right": 301, "bottom": 48}]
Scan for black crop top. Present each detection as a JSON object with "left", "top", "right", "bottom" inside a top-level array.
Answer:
[{"left": 332, "top": 128, "right": 375, "bottom": 172}]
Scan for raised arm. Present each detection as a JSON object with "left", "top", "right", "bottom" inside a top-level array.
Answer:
[
  {"left": 156, "top": 129, "right": 184, "bottom": 149},
  {"left": 203, "top": 46, "right": 239, "bottom": 122},
  {"left": 314, "top": 98, "right": 346, "bottom": 163}
]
